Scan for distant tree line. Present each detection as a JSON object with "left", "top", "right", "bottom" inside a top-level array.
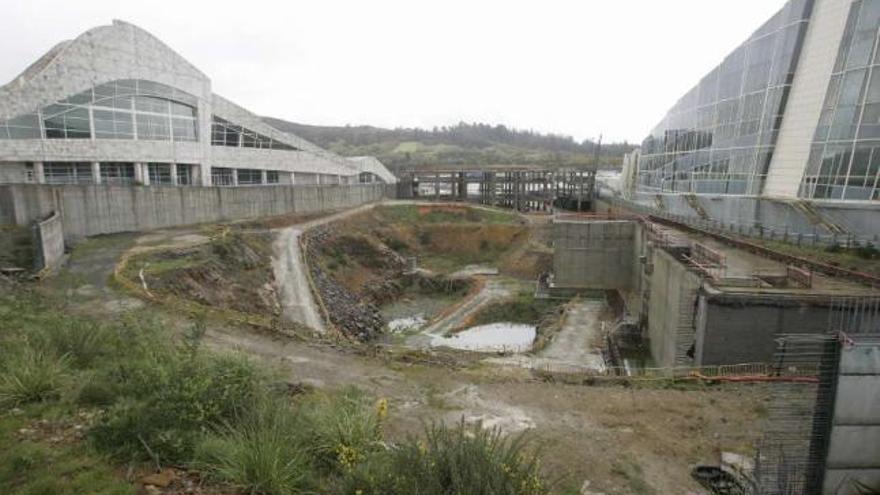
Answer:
[{"left": 263, "top": 118, "right": 636, "bottom": 170}]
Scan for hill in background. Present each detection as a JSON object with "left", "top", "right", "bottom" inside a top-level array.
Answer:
[{"left": 263, "top": 118, "right": 635, "bottom": 174}]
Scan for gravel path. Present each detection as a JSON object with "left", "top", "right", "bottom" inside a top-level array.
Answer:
[{"left": 272, "top": 203, "right": 381, "bottom": 332}]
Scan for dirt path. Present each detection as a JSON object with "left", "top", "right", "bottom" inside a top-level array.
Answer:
[
  {"left": 272, "top": 227, "right": 326, "bottom": 332},
  {"left": 271, "top": 203, "right": 385, "bottom": 332}
]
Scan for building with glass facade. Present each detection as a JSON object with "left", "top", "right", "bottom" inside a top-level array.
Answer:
[
  {"left": 0, "top": 20, "right": 395, "bottom": 187},
  {"left": 635, "top": 0, "right": 880, "bottom": 205}
]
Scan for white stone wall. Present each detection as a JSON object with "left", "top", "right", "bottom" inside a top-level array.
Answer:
[{"left": 764, "top": 0, "right": 851, "bottom": 198}]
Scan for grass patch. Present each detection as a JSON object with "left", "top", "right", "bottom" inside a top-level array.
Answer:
[
  {"left": 0, "top": 412, "right": 135, "bottom": 495},
  {"left": 0, "top": 226, "right": 33, "bottom": 269},
  {"left": 375, "top": 205, "right": 520, "bottom": 226},
  {"left": 0, "top": 290, "right": 554, "bottom": 494},
  {"left": 339, "top": 420, "right": 549, "bottom": 495}
]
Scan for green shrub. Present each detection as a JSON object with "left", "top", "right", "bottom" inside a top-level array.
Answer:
[
  {"left": 31, "top": 319, "right": 116, "bottom": 369},
  {"left": 297, "top": 388, "right": 385, "bottom": 473},
  {"left": 90, "top": 351, "right": 263, "bottom": 463},
  {"left": 196, "top": 398, "right": 310, "bottom": 495},
  {"left": 0, "top": 347, "right": 69, "bottom": 408},
  {"left": 339, "top": 420, "right": 549, "bottom": 495},
  {"left": 856, "top": 242, "right": 880, "bottom": 260}
]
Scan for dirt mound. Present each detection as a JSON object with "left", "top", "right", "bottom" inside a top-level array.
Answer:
[{"left": 138, "top": 232, "right": 280, "bottom": 316}]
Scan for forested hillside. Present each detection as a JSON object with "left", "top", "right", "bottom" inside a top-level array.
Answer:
[{"left": 263, "top": 118, "right": 635, "bottom": 173}]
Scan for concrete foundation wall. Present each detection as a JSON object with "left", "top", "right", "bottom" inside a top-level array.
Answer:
[
  {"left": 31, "top": 211, "right": 64, "bottom": 271},
  {"left": 695, "top": 294, "right": 833, "bottom": 366},
  {"left": 552, "top": 220, "right": 635, "bottom": 290},
  {"left": 646, "top": 249, "right": 702, "bottom": 368},
  {"left": 0, "top": 183, "right": 386, "bottom": 239},
  {"left": 824, "top": 337, "right": 880, "bottom": 494}
]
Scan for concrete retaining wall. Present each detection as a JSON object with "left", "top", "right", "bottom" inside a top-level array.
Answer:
[
  {"left": 823, "top": 337, "right": 880, "bottom": 494},
  {"left": 31, "top": 211, "right": 64, "bottom": 271},
  {"left": 646, "top": 248, "right": 702, "bottom": 368},
  {"left": 552, "top": 220, "right": 635, "bottom": 290},
  {"left": 694, "top": 293, "right": 834, "bottom": 366},
  {"left": 0, "top": 183, "right": 387, "bottom": 240}
]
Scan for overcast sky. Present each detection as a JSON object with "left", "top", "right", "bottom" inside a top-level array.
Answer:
[{"left": 1, "top": 0, "right": 788, "bottom": 143}]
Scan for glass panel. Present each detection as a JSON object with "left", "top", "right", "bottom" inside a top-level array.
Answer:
[{"left": 100, "top": 162, "right": 135, "bottom": 185}]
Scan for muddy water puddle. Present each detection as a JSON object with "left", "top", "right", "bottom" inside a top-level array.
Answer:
[
  {"left": 381, "top": 295, "right": 457, "bottom": 333},
  {"left": 431, "top": 322, "right": 536, "bottom": 353}
]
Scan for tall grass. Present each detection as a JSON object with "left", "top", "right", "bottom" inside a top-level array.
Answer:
[
  {"left": 340, "top": 420, "right": 549, "bottom": 495},
  {"left": 0, "top": 291, "right": 554, "bottom": 495},
  {"left": 297, "top": 387, "right": 385, "bottom": 473},
  {"left": 0, "top": 347, "right": 69, "bottom": 408},
  {"left": 196, "top": 398, "right": 310, "bottom": 495}
]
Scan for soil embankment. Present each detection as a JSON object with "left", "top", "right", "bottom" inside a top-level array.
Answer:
[
  {"left": 126, "top": 229, "right": 280, "bottom": 316},
  {"left": 303, "top": 204, "right": 532, "bottom": 341}
]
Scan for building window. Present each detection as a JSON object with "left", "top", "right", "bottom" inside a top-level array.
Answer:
[
  {"left": 211, "top": 116, "right": 300, "bottom": 151},
  {"left": 237, "top": 168, "right": 263, "bottom": 185},
  {"left": 0, "top": 114, "right": 42, "bottom": 140},
  {"left": 211, "top": 167, "right": 235, "bottom": 187},
  {"left": 93, "top": 109, "right": 134, "bottom": 139},
  {"left": 147, "top": 163, "right": 173, "bottom": 185},
  {"left": 44, "top": 162, "right": 93, "bottom": 184},
  {"left": 176, "top": 164, "right": 194, "bottom": 186},
  {"left": 136, "top": 113, "right": 171, "bottom": 141},
  {"left": 100, "top": 162, "right": 135, "bottom": 186},
  {"left": 33, "top": 79, "right": 198, "bottom": 142},
  {"left": 799, "top": 0, "right": 880, "bottom": 200},
  {"left": 211, "top": 117, "right": 242, "bottom": 147},
  {"left": 43, "top": 105, "right": 91, "bottom": 139},
  {"left": 266, "top": 170, "right": 279, "bottom": 184}
]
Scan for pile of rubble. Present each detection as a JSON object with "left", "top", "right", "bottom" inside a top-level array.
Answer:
[{"left": 304, "top": 228, "right": 385, "bottom": 341}]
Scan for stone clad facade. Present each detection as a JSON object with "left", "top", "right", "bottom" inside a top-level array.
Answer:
[{"left": 0, "top": 20, "right": 395, "bottom": 187}]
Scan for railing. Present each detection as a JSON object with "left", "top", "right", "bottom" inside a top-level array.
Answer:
[
  {"left": 529, "top": 361, "right": 821, "bottom": 382},
  {"left": 601, "top": 194, "right": 879, "bottom": 249}
]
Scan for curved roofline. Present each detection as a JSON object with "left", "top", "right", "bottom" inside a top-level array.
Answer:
[{"left": 3, "top": 20, "right": 208, "bottom": 90}]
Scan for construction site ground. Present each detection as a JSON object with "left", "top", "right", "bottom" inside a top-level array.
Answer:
[{"left": 36, "top": 205, "right": 773, "bottom": 495}]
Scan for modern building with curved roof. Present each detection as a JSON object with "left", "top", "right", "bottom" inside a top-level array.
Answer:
[{"left": 0, "top": 20, "right": 395, "bottom": 187}]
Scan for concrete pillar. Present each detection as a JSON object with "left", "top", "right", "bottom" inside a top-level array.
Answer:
[
  {"left": 199, "top": 164, "right": 211, "bottom": 186},
  {"left": 32, "top": 162, "right": 45, "bottom": 184},
  {"left": 170, "top": 163, "right": 178, "bottom": 186},
  {"left": 232, "top": 168, "right": 239, "bottom": 187},
  {"left": 139, "top": 163, "right": 151, "bottom": 186},
  {"left": 260, "top": 169, "right": 267, "bottom": 185},
  {"left": 92, "top": 162, "right": 102, "bottom": 185}
]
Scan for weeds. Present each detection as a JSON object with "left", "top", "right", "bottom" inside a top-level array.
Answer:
[
  {"left": 196, "top": 397, "right": 310, "bottom": 495},
  {"left": 0, "top": 291, "right": 554, "bottom": 495},
  {"left": 298, "top": 387, "right": 385, "bottom": 473},
  {"left": 0, "top": 347, "right": 69, "bottom": 408},
  {"left": 340, "top": 420, "right": 549, "bottom": 495}
]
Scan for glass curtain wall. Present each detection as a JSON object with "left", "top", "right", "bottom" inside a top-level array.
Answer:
[
  {"left": 800, "top": 0, "right": 880, "bottom": 201},
  {"left": 0, "top": 79, "right": 198, "bottom": 142},
  {"left": 210, "top": 116, "right": 299, "bottom": 151},
  {"left": 637, "top": 0, "right": 813, "bottom": 196}
]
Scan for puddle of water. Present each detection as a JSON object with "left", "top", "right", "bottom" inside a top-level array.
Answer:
[
  {"left": 431, "top": 322, "right": 536, "bottom": 353},
  {"left": 388, "top": 314, "right": 427, "bottom": 333}
]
